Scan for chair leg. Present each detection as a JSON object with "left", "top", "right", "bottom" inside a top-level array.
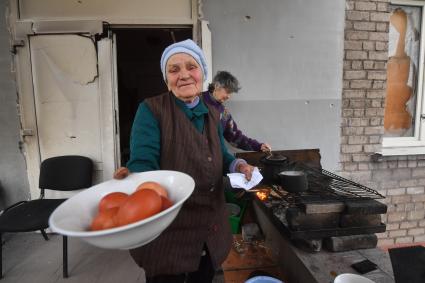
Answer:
[
  {"left": 0, "top": 233, "right": 3, "bottom": 279},
  {"left": 40, "top": 230, "right": 49, "bottom": 241},
  {"left": 63, "top": 235, "right": 68, "bottom": 278}
]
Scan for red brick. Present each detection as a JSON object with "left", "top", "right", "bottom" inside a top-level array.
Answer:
[
  {"left": 369, "top": 32, "right": 388, "bottom": 41},
  {"left": 391, "top": 195, "right": 411, "bottom": 204},
  {"left": 375, "top": 41, "right": 387, "bottom": 50},
  {"left": 368, "top": 70, "right": 386, "bottom": 80},
  {"left": 372, "top": 80, "right": 386, "bottom": 89},
  {"left": 407, "top": 210, "right": 425, "bottom": 221},
  {"left": 355, "top": 2, "right": 377, "bottom": 11},
  {"left": 342, "top": 144, "right": 363, "bottom": 153},
  {"left": 346, "top": 30, "right": 369, "bottom": 40},
  {"left": 387, "top": 211, "right": 406, "bottom": 222},
  {"left": 345, "top": 70, "right": 367, "bottom": 79},
  {"left": 345, "top": 40, "right": 363, "bottom": 50},
  {"left": 414, "top": 235, "right": 425, "bottom": 242},
  {"left": 354, "top": 22, "right": 376, "bottom": 31},
  {"left": 377, "top": 3, "right": 388, "bottom": 12},
  {"left": 351, "top": 80, "right": 373, "bottom": 89},
  {"left": 352, "top": 60, "right": 363, "bottom": 69},
  {"left": 370, "top": 12, "right": 390, "bottom": 22},
  {"left": 407, "top": 187, "right": 425, "bottom": 195},
  {"left": 395, "top": 237, "right": 413, "bottom": 244},
  {"left": 376, "top": 22, "right": 387, "bottom": 32},
  {"left": 347, "top": 11, "right": 370, "bottom": 21},
  {"left": 378, "top": 238, "right": 394, "bottom": 247},
  {"left": 400, "top": 221, "right": 417, "bottom": 229},
  {"left": 386, "top": 223, "right": 400, "bottom": 231},
  {"left": 408, "top": 228, "right": 425, "bottom": 236},
  {"left": 367, "top": 90, "right": 385, "bottom": 98},
  {"left": 389, "top": 230, "right": 407, "bottom": 237},
  {"left": 347, "top": 50, "right": 368, "bottom": 60},
  {"left": 369, "top": 51, "right": 388, "bottom": 60},
  {"left": 365, "top": 126, "right": 384, "bottom": 135}
]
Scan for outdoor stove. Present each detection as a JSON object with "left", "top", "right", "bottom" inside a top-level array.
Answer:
[{"left": 236, "top": 149, "right": 387, "bottom": 253}]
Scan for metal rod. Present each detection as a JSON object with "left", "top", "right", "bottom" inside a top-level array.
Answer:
[
  {"left": 63, "top": 236, "right": 68, "bottom": 278},
  {"left": 0, "top": 233, "right": 2, "bottom": 279}
]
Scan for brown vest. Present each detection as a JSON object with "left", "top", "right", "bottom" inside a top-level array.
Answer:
[{"left": 129, "top": 93, "right": 232, "bottom": 276}]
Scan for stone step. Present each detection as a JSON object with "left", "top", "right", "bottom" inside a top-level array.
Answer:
[
  {"left": 323, "top": 234, "right": 378, "bottom": 252},
  {"left": 344, "top": 200, "right": 387, "bottom": 215},
  {"left": 286, "top": 207, "right": 340, "bottom": 230},
  {"left": 301, "top": 201, "right": 346, "bottom": 214},
  {"left": 340, "top": 214, "right": 382, "bottom": 228}
]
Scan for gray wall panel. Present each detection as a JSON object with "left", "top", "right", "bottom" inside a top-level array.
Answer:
[
  {"left": 226, "top": 99, "right": 341, "bottom": 171},
  {"left": 203, "top": 0, "right": 344, "bottom": 170}
]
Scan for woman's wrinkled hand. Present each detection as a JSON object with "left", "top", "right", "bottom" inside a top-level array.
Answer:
[
  {"left": 237, "top": 163, "right": 255, "bottom": 181},
  {"left": 260, "top": 143, "right": 272, "bottom": 153},
  {"left": 113, "top": 167, "right": 130, "bottom": 180}
]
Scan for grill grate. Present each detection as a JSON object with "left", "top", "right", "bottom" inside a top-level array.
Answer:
[
  {"left": 253, "top": 158, "right": 387, "bottom": 241},
  {"left": 274, "top": 162, "right": 385, "bottom": 204}
]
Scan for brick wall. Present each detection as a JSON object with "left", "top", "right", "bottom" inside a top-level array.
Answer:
[{"left": 341, "top": 0, "right": 425, "bottom": 246}]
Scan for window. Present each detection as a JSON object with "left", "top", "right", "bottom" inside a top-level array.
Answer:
[{"left": 383, "top": 1, "right": 425, "bottom": 155}]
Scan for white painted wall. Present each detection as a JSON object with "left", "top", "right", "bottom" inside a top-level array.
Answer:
[
  {"left": 203, "top": 0, "right": 345, "bottom": 170},
  {"left": 18, "top": 0, "right": 193, "bottom": 24},
  {"left": 0, "top": 1, "right": 30, "bottom": 208},
  {"left": 8, "top": 0, "right": 197, "bottom": 196},
  {"left": 3, "top": 0, "right": 344, "bottom": 204}
]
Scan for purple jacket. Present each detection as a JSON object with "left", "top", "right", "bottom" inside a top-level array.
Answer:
[{"left": 203, "top": 91, "right": 262, "bottom": 151}]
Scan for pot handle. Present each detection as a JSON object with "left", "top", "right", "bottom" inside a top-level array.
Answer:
[{"left": 265, "top": 150, "right": 273, "bottom": 159}]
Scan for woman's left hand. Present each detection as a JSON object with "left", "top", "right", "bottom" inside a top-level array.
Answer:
[{"left": 237, "top": 163, "right": 255, "bottom": 181}]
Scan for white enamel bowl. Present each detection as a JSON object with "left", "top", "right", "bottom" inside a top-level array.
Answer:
[
  {"left": 334, "top": 273, "right": 375, "bottom": 283},
  {"left": 49, "top": 170, "right": 195, "bottom": 249}
]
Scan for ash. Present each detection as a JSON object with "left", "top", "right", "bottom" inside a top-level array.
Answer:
[{"left": 262, "top": 194, "right": 290, "bottom": 226}]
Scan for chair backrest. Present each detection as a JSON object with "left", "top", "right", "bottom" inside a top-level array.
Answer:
[{"left": 39, "top": 155, "right": 93, "bottom": 191}]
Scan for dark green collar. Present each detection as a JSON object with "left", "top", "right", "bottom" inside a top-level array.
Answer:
[{"left": 174, "top": 95, "right": 208, "bottom": 120}]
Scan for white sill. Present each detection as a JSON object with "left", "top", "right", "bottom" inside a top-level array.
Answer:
[{"left": 379, "top": 145, "right": 425, "bottom": 156}]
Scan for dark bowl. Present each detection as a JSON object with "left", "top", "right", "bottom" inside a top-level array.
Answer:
[{"left": 278, "top": 170, "right": 308, "bottom": 193}]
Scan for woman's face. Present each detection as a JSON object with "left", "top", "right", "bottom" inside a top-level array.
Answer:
[
  {"left": 166, "top": 53, "right": 203, "bottom": 103},
  {"left": 213, "top": 87, "right": 232, "bottom": 104}
]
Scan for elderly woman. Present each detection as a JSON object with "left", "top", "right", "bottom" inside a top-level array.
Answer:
[
  {"left": 125, "top": 39, "right": 255, "bottom": 283},
  {"left": 204, "top": 71, "right": 272, "bottom": 152}
]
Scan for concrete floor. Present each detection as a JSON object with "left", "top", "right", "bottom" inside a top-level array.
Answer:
[{"left": 1, "top": 233, "right": 225, "bottom": 283}]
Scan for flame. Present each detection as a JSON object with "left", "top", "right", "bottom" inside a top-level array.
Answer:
[{"left": 256, "top": 191, "right": 268, "bottom": 201}]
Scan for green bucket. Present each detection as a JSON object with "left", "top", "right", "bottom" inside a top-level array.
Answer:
[{"left": 225, "top": 190, "right": 247, "bottom": 234}]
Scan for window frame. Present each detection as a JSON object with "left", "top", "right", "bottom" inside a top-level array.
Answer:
[{"left": 382, "top": 0, "right": 425, "bottom": 155}]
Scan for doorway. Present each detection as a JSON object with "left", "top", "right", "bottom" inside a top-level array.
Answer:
[{"left": 114, "top": 28, "right": 192, "bottom": 166}]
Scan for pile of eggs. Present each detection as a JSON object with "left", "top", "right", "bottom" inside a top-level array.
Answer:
[{"left": 90, "top": 181, "right": 173, "bottom": 231}]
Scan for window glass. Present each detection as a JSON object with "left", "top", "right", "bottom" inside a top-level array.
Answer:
[{"left": 384, "top": 5, "right": 421, "bottom": 137}]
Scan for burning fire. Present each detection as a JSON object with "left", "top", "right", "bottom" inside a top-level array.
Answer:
[{"left": 256, "top": 190, "right": 268, "bottom": 201}]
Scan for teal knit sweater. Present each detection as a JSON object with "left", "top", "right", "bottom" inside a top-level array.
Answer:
[{"left": 127, "top": 96, "right": 236, "bottom": 173}]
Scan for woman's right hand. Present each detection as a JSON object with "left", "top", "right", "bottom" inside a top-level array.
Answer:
[
  {"left": 260, "top": 143, "right": 272, "bottom": 153},
  {"left": 113, "top": 167, "right": 130, "bottom": 179}
]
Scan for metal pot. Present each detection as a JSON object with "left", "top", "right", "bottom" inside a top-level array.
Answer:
[
  {"left": 260, "top": 154, "right": 289, "bottom": 184},
  {"left": 278, "top": 170, "right": 308, "bottom": 193}
]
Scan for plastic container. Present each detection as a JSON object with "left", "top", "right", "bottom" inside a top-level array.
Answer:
[
  {"left": 225, "top": 190, "right": 247, "bottom": 234},
  {"left": 245, "top": 275, "right": 283, "bottom": 283}
]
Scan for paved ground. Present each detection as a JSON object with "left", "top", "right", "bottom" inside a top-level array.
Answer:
[
  {"left": 296, "top": 245, "right": 395, "bottom": 283},
  {"left": 2, "top": 231, "right": 400, "bottom": 283},
  {"left": 1, "top": 233, "right": 225, "bottom": 283}
]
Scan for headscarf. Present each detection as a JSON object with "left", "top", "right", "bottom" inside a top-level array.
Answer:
[{"left": 160, "top": 39, "right": 208, "bottom": 82}]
